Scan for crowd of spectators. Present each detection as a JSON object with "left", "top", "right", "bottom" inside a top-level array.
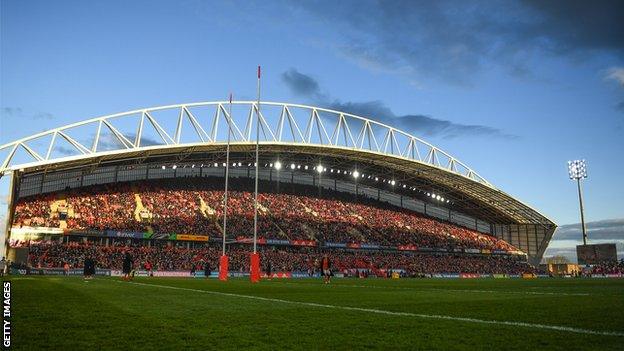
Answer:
[
  {"left": 13, "top": 178, "right": 519, "bottom": 253},
  {"left": 588, "top": 260, "right": 624, "bottom": 275},
  {"left": 26, "top": 241, "right": 532, "bottom": 275}
]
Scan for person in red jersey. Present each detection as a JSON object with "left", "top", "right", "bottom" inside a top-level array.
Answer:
[
  {"left": 321, "top": 254, "right": 331, "bottom": 284},
  {"left": 144, "top": 261, "right": 153, "bottom": 277}
]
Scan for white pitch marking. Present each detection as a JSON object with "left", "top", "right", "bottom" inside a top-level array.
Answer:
[
  {"left": 111, "top": 279, "right": 622, "bottom": 337},
  {"left": 274, "top": 281, "right": 591, "bottom": 296}
]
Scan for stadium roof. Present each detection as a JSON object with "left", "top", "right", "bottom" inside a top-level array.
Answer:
[{"left": 0, "top": 101, "right": 556, "bottom": 263}]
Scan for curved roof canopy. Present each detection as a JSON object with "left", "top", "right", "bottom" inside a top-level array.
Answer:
[{"left": 0, "top": 101, "right": 555, "bottom": 228}]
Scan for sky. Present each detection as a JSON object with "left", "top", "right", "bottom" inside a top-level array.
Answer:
[{"left": 1, "top": 0, "right": 623, "bottom": 261}]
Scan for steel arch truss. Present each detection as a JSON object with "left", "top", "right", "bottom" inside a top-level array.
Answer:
[{"left": 0, "top": 101, "right": 492, "bottom": 187}]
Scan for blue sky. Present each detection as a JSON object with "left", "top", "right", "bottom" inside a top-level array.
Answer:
[{"left": 1, "top": 0, "right": 623, "bottom": 261}]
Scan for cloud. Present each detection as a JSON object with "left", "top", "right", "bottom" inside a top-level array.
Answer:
[
  {"left": 605, "top": 67, "right": 624, "bottom": 113},
  {"left": 552, "top": 218, "right": 624, "bottom": 241},
  {"left": 55, "top": 146, "right": 78, "bottom": 156},
  {"left": 53, "top": 133, "right": 160, "bottom": 156},
  {"left": 282, "top": 69, "right": 325, "bottom": 100},
  {"left": 543, "top": 218, "right": 624, "bottom": 262},
  {"left": 606, "top": 67, "right": 624, "bottom": 87},
  {"left": 33, "top": 112, "right": 54, "bottom": 120},
  {"left": 93, "top": 133, "right": 160, "bottom": 150},
  {"left": 2, "top": 107, "right": 55, "bottom": 120},
  {"left": 290, "top": 1, "right": 624, "bottom": 84},
  {"left": 2, "top": 107, "right": 23, "bottom": 116},
  {"left": 282, "top": 68, "right": 515, "bottom": 139},
  {"left": 522, "top": 0, "right": 624, "bottom": 54}
]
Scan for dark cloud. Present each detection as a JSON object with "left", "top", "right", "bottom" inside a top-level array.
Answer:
[
  {"left": 544, "top": 218, "right": 624, "bottom": 262},
  {"left": 282, "top": 68, "right": 515, "bottom": 139},
  {"left": 552, "top": 218, "right": 624, "bottom": 241},
  {"left": 290, "top": 0, "right": 624, "bottom": 84},
  {"left": 521, "top": 0, "right": 624, "bottom": 54},
  {"left": 54, "top": 146, "right": 78, "bottom": 156},
  {"left": 90, "top": 133, "right": 161, "bottom": 150},
  {"left": 328, "top": 100, "right": 515, "bottom": 139},
  {"left": 281, "top": 69, "right": 324, "bottom": 99},
  {"left": 2, "top": 107, "right": 23, "bottom": 116}
]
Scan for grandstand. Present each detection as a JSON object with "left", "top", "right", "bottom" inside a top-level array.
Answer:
[{"left": 0, "top": 101, "right": 556, "bottom": 272}]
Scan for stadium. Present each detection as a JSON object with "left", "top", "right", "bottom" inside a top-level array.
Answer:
[
  {"left": 1, "top": 101, "right": 623, "bottom": 350},
  {"left": 2, "top": 101, "right": 555, "bottom": 270}
]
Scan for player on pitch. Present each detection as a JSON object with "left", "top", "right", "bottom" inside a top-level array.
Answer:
[
  {"left": 321, "top": 254, "right": 331, "bottom": 284},
  {"left": 122, "top": 251, "right": 133, "bottom": 281}
]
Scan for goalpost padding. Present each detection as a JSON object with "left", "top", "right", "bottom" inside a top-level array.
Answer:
[
  {"left": 219, "top": 255, "right": 229, "bottom": 281},
  {"left": 250, "top": 252, "right": 260, "bottom": 283}
]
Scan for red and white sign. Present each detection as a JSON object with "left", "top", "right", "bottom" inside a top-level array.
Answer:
[
  {"left": 459, "top": 273, "right": 481, "bottom": 279},
  {"left": 291, "top": 240, "right": 317, "bottom": 247},
  {"left": 261, "top": 272, "right": 292, "bottom": 279}
]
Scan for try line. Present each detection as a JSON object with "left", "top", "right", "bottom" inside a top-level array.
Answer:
[{"left": 108, "top": 279, "right": 622, "bottom": 337}]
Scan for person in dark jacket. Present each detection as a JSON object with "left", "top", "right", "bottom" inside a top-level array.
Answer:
[
  {"left": 266, "top": 260, "right": 273, "bottom": 280},
  {"left": 204, "top": 261, "right": 211, "bottom": 278},
  {"left": 83, "top": 255, "right": 95, "bottom": 280},
  {"left": 122, "top": 252, "right": 133, "bottom": 281}
]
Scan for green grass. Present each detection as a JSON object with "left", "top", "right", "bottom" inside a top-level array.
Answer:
[{"left": 6, "top": 276, "right": 624, "bottom": 350}]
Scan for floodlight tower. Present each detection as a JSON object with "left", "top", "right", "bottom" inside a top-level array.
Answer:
[{"left": 567, "top": 159, "right": 588, "bottom": 245}]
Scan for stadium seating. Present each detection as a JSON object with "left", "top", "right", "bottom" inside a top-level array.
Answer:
[
  {"left": 589, "top": 260, "right": 624, "bottom": 275},
  {"left": 13, "top": 177, "right": 518, "bottom": 253}
]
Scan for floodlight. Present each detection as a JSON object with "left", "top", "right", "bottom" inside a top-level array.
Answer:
[
  {"left": 390, "top": 180, "right": 396, "bottom": 186},
  {"left": 274, "top": 161, "right": 282, "bottom": 170},
  {"left": 316, "top": 164, "right": 323, "bottom": 173},
  {"left": 353, "top": 170, "right": 360, "bottom": 178},
  {"left": 567, "top": 159, "right": 589, "bottom": 245},
  {"left": 567, "top": 159, "right": 587, "bottom": 180}
]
